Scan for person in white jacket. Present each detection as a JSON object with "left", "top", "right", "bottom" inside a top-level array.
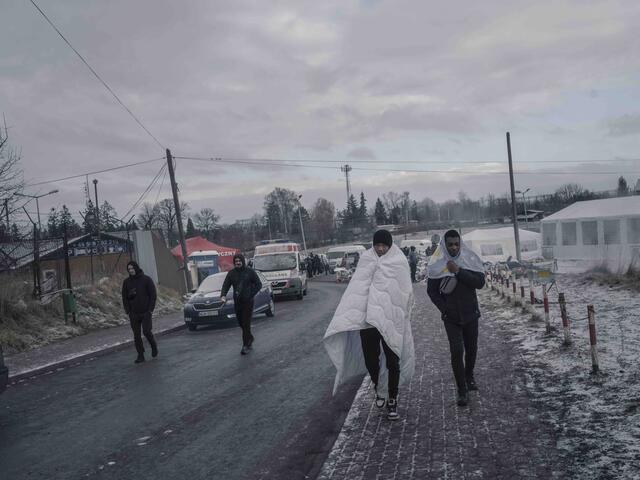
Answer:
[{"left": 324, "top": 229, "right": 415, "bottom": 421}]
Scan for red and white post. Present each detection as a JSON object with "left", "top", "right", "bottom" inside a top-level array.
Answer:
[
  {"left": 559, "top": 292, "right": 571, "bottom": 345},
  {"left": 588, "top": 305, "right": 599, "bottom": 374},
  {"left": 543, "top": 286, "right": 551, "bottom": 334}
]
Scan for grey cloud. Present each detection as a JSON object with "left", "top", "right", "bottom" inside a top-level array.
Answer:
[
  {"left": 607, "top": 114, "right": 640, "bottom": 136},
  {"left": 348, "top": 147, "right": 376, "bottom": 159}
]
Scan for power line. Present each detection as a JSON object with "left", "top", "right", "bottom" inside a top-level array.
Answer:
[
  {"left": 24, "top": 157, "right": 166, "bottom": 187},
  {"left": 176, "top": 155, "right": 640, "bottom": 165},
  {"left": 28, "top": 0, "right": 165, "bottom": 151},
  {"left": 121, "top": 164, "right": 167, "bottom": 220},
  {"left": 174, "top": 156, "right": 640, "bottom": 176},
  {"left": 153, "top": 164, "right": 169, "bottom": 205}
]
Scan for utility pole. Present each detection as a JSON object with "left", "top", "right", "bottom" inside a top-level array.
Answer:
[
  {"left": 506, "top": 132, "right": 522, "bottom": 262},
  {"left": 341, "top": 164, "right": 352, "bottom": 204},
  {"left": 3, "top": 198, "right": 8, "bottom": 233},
  {"left": 93, "top": 179, "right": 104, "bottom": 269},
  {"left": 166, "top": 149, "right": 193, "bottom": 292},
  {"left": 297, "top": 194, "right": 307, "bottom": 252}
]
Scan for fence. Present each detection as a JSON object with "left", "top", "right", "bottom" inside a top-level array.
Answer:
[{"left": 486, "top": 265, "right": 600, "bottom": 374}]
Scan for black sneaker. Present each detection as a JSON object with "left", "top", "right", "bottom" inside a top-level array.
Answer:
[
  {"left": 151, "top": 345, "right": 158, "bottom": 358},
  {"left": 241, "top": 346, "right": 250, "bottom": 355},
  {"left": 134, "top": 355, "right": 145, "bottom": 364},
  {"left": 457, "top": 391, "right": 469, "bottom": 407},
  {"left": 466, "top": 377, "right": 478, "bottom": 391},
  {"left": 387, "top": 398, "right": 399, "bottom": 420}
]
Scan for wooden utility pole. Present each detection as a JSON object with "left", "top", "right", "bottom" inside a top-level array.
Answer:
[
  {"left": 506, "top": 132, "right": 522, "bottom": 262},
  {"left": 166, "top": 149, "right": 193, "bottom": 292}
]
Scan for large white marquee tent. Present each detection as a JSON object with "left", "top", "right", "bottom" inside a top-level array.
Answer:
[
  {"left": 462, "top": 227, "right": 541, "bottom": 263},
  {"left": 540, "top": 196, "right": 640, "bottom": 272}
]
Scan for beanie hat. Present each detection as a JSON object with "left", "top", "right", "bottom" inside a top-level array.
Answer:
[{"left": 373, "top": 229, "right": 393, "bottom": 248}]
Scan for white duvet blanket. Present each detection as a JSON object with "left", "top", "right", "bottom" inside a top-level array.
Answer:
[{"left": 323, "top": 245, "right": 415, "bottom": 396}]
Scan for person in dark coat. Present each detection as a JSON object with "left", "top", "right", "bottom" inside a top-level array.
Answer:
[
  {"left": 122, "top": 260, "right": 158, "bottom": 364},
  {"left": 221, "top": 254, "right": 263, "bottom": 355},
  {"left": 408, "top": 246, "right": 418, "bottom": 283},
  {"left": 426, "top": 230, "right": 485, "bottom": 407}
]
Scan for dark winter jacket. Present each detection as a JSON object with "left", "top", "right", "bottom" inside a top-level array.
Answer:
[
  {"left": 427, "top": 268, "right": 485, "bottom": 325},
  {"left": 221, "top": 255, "right": 262, "bottom": 303},
  {"left": 122, "top": 263, "right": 157, "bottom": 315}
]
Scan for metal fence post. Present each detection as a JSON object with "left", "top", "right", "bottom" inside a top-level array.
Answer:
[
  {"left": 543, "top": 286, "right": 551, "bottom": 334},
  {"left": 588, "top": 305, "right": 599, "bottom": 373},
  {"left": 559, "top": 292, "right": 571, "bottom": 345}
]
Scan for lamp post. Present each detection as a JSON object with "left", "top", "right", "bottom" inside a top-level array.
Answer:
[
  {"left": 15, "top": 189, "right": 59, "bottom": 233},
  {"left": 515, "top": 188, "right": 531, "bottom": 223},
  {"left": 297, "top": 194, "right": 307, "bottom": 252}
]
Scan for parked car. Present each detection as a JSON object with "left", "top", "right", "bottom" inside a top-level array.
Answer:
[
  {"left": 183, "top": 271, "right": 274, "bottom": 331},
  {"left": 0, "top": 344, "right": 8, "bottom": 394}
]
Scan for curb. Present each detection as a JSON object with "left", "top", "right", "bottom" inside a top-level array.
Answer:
[{"left": 8, "top": 323, "right": 186, "bottom": 384}]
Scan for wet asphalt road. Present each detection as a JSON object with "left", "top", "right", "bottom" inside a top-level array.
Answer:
[{"left": 0, "top": 276, "right": 362, "bottom": 480}]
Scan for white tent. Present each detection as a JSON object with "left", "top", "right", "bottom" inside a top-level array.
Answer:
[
  {"left": 462, "top": 227, "right": 541, "bottom": 262},
  {"left": 540, "top": 196, "right": 640, "bottom": 272}
]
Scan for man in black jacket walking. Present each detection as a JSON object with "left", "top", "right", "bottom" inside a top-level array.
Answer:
[
  {"left": 427, "top": 230, "right": 485, "bottom": 407},
  {"left": 122, "top": 261, "right": 158, "bottom": 364},
  {"left": 221, "top": 254, "right": 263, "bottom": 355}
]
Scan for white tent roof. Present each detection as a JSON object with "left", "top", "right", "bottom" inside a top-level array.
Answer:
[
  {"left": 542, "top": 196, "right": 640, "bottom": 222},
  {"left": 463, "top": 227, "right": 539, "bottom": 242}
]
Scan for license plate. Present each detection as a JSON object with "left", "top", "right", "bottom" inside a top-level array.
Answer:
[
  {"left": 199, "top": 311, "right": 218, "bottom": 317},
  {"left": 273, "top": 290, "right": 282, "bottom": 294}
]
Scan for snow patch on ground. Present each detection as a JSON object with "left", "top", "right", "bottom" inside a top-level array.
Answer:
[{"left": 480, "top": 273, "right": 640, "bottom": 479}]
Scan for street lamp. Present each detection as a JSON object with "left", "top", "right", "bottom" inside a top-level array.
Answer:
[
  {"left": 15, "top": 189, "right": 59, "bottom": 232},
  {"left": 297, "top": 194, "right": 307, "bottom": 252},
  {"left": 515, "top": 188, "right": 531, "bottom": 223}
]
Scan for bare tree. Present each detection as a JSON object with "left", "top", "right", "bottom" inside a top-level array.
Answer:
[
  {"left": 137, "top": 202, "right": 161, "bottom": 230},
  {"left": 311, "top": 198, "right": 335, "bottom": 243},
  {"left": 193, "top": 207, "right": 220, "bottom": 240},
  {"left": 0, "top": 117, "right": 24, "bottom": 226},
  {"left": 156, "top": 198, "right": 189, "bottom": 247}
]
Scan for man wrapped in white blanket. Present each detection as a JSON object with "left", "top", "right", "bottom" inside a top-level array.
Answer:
[{"left": 323, "top": 229, "right": 414, "bottom": 421}]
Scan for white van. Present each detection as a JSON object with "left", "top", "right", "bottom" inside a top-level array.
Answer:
[
  {"left": 325, "top": 245, "right": 367, "bottom": 273},
  {"left": 253, "top": 242, "right": 307, "bottom": 300}
]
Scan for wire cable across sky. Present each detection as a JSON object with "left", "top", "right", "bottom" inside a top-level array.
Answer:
[{"left": 28, "top": 0, "right": 165, "bottom": 151}]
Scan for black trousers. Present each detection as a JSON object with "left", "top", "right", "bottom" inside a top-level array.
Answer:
[
  {"left": 410, "top": 264, "right": 417, "bottom": 282},
  {"left": 360, "top": 328, "right": 400, "bottom": 399},
  {"left": 234, "top": 300, "right": 255, "bottom": 347},
  {"left": 129, "top": 312, "right": 156, "bottom": 356},
  {"left": 443, "top": 318, "right": 478, "bottom": 393}
]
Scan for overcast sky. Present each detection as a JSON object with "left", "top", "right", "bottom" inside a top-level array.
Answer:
[{"left": 1, "top": 0, "right": 640, "bottom": 224}]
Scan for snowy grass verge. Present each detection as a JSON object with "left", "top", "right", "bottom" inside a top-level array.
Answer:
[
  {"left": 0, "top": 275, "right": 182, "bottom": 355},
  {"left": 479, "top": 274, "right": 640, "bottom": 479}
]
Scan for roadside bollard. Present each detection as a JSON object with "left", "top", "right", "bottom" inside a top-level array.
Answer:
[
  {"left": 543, "top": 286, "right": 551, "bottom": 334},
  {"left": 512, "top": 280, "right": 517, "bottom": 303},
  {"left": 520, "top": 284, "right": 526, "bottom": 310},
  {"left": 501, "top": 276, "right": 505, "bottom": 298},
  {"left": 559, "top": 292, "right": 571, "bottom": 345},
  {"left": 588, "top": 305, "right": 599, "bottom": 374},
  {"left": 530, "top": 283, "right": 535, "bottom": 306},
  {"left": 506, "top": 277, "right": 511, "bottom": 302}
]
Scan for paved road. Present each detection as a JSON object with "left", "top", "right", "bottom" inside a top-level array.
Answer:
[{"left": 0, "top": 276, "right": 361, "bottom": 480}]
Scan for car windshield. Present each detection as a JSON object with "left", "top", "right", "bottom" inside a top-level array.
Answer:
[
  {"left": 253, "top": 253, "right": 297, "bottom": 271},
  {"left": 327, "top": 251, "right": 345, "bottom": 259},
  {"left": 196, "top": 274, "right": 226, "bottom": 293}
]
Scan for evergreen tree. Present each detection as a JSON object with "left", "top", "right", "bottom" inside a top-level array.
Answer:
[
  {"left": 374, "top": 197, "right": 387, "bottom": 225},
  {"left": 99, "top": 201, "right": 119, "bottom": 232},
  {"left": 618, "top": 176, "right": 629, "bottom": 196},
  {"left": 186, "top": 217, "right": 196, "bottom": 237},
  {"left": 358, "top": 192, "right": 367, "bottom": 225},
  {"left": 81, "top": 199, "right": 96, "bottom": 234}
]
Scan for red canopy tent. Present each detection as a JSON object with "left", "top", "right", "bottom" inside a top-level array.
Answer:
[{"left": 171, "top": 236, "right": 240, "bottom": 272}]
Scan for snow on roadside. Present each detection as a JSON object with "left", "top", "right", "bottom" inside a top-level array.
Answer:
[{"left": 479, "top": 274, "right": 640, "bottom": 479}]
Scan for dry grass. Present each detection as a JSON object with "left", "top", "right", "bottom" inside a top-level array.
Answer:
[
  {"left": 584, "top": 266, "right": 640, "bottom": 292},
  {"left": 0, "top": 273, "right": 183, "bottom": 355}
]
